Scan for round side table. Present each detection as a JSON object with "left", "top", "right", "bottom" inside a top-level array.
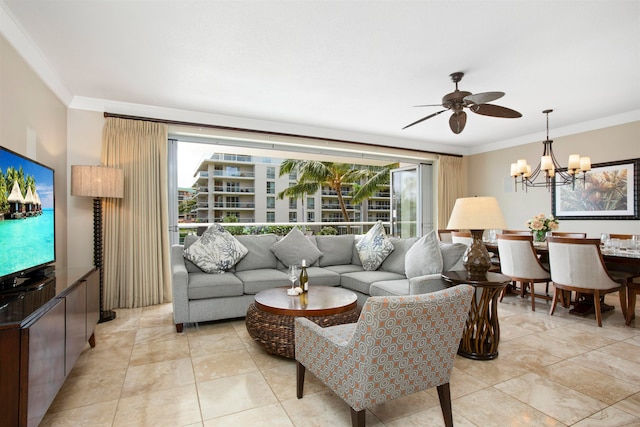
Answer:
[{"left": 441, "top": 270, "right": 511, "bottom": 360}]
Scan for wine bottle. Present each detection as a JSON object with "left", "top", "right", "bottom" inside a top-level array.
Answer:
[{"left": 299, "top": 259, "right": 309, "bottom": 293}]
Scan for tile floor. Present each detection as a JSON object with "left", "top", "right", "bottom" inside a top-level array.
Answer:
[{"left": 41, "top": 291, "right": 640, "bottom": 427}]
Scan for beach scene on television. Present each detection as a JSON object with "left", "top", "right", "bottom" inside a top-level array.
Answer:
[{"left": 0, "top": 148, "right": 55, "bottom": 279}]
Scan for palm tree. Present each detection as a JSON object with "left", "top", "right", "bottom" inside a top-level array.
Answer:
[{"left": 277, "top": 160, "right": 397, "bottom": 222}]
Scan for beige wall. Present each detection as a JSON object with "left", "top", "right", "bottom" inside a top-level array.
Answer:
[
  {"left": 0, "top": 35, "right": 69, "bottom": 273},
  {"left": 67, "top": 109, "right": 104, "bottom": 268},
  {"left": 468, "top": 121, "right": 640, "bottom": 237}
]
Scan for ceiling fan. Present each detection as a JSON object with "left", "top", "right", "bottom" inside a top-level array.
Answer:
[{"left": 403, "top": 72, "right": 522, "bottom": 134}]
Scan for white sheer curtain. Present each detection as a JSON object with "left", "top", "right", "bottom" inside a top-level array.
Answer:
[
  {"left": 101, "top": 117, "right": 171, "bottom": 308},
  {"left": 437, "top": 155, "right": 464, "bottom": 229}
]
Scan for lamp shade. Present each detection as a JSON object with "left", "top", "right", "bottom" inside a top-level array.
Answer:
[
  {"left": 446, "top": 196, "right": 507, "bottom": 230},
  {"left": 71, "top": 165, "right": 124, "bottom": 198}
]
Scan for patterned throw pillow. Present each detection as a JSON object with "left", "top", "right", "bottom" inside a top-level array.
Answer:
[
  {"left": 405, "top": 231, "right": 443, "bottom": 279},
  {"left": 270, "top": 227, "right": 322, "bottom": 267},
  {"left": 183, "top": 224, "right": 248, "bottom": 273},
  {"left": 356, "top": 221, "right": 394, "bottom": 271}
]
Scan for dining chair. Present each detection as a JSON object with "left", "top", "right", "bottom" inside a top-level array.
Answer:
[
  {"left": 547, "top": 237, "right": 628, "bottom": 327},
  {"left": 497, "top": 234, "right": 551, "bottom": 311},
  {"left": 437, "top": 229, "right": 458, "bottom": 243},
  {"left": 451, "top": 231, "right": 472, "bottom": 246},
  {"left": 501, "top": 229, "right": 532, "bottom": 235},
  {"left": 604, "top": 233, "right": 640, "bottom": 324},
  {"left": 551, "top": 232, "right": 587, "bottom": 238},
  {"left": 295, "top": 285, "right": 474, "bottom": 427}
]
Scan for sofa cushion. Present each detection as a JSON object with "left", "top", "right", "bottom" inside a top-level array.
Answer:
[
  {"left": 440, "top": 242, "right": 468, "bottom": 271},
  {"left": 270, "top": 227, "right": 323, "bottom": 267},
  {"left": 316, "top": 235, "right": 355, "bottom": 266},
  {"left": 369, "top": 279, "right": 410, "bottom": 297},
  {"left": 340, "top": 270, "right": 406, "bottom": 295},
  {"left": 235, "top": 268, "right": 290, "bottom": 294},
  {"left": 323, "top": 264, "right": 365, "bottom": 275},
  {"left": 405, "top": 231, "right": 443, "bottom": 279},
  {"left": 183, "top": 234, "right": 203, "bottom": 273},
  {"left": 380, "top": 237, "right": 418, "bottom": 275},
  {"left": 183, "top": 224, "right": 248, "bottom": 273},
  {"left": 285, "top": 266, "right": 341, "bottom": 287},
  {"left": 187, "top": 272, "right": 244, "bottom": 299},
  {"left": 355, "top": 222, "right": 394, "bottom": 271},
  {"left": 234, "top": 234, "right": 279, "bottom": 271}
]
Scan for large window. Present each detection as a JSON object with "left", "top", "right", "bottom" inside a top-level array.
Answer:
[
  {"left": 266, "top": 212, "right": 275, "bottom": 223},
  {"left": 266, "top": 166, "right": 275, "bottom": 179},
  {"left": 307, "top": 198, "right": 314, "bottom": 209},
  {"left": 289, "top": 198, "right": 297, "bottom": 210},
  {"left": 289, "top": 212, "right": 297, "bottom": 222}
]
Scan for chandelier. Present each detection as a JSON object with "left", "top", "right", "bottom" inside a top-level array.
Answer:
[{"left": 510, "top": 109, "right": 590, "bottom": 192}]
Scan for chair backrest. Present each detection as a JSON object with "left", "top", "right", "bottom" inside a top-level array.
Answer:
[
  {"left": 349, "top": 285, "right": 474, "bottom": 399},
  {"left": 547, "top": 237, "right": 620, "bottom": 290},
  {"left": 451, "top": 231, "right": 472, "bottom": 246},
  {"left": 437, "top": 229, "right": 457, "bottom": 243},
  {"left": 609, "top": 233, "right": 633, "bottom": 240},
  {"left": 551, "top": 231, "right": 587, "bottom": 238},
  {"left": 501, "top": 230, "right": 532, "bottom": 235},
  {"left": 496, "top": 234, "right": 549, "bottom": 280}
]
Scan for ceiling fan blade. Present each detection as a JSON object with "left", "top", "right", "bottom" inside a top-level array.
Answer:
[
  {"left": 413, "top": 103, "right": 444, "bottom": 108},
  {"left": 402, "top": 109, "right": 448, "bottom": 130},
  {"left": 471, "top": 104, "right": 522, "bottom": 118},
  {"left": 463, "top": 91, "right": 504, "bottom": 106},
  {"left": 449, "top": 111, "right": 467, "bottom": 134}
]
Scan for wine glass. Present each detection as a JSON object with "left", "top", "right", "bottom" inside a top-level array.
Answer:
[
  {"left": 288, "top": 265, "right": 298, "bottom": 291},
  {"left": 600, "top": 233, "right": 610, "bottom": 251}
]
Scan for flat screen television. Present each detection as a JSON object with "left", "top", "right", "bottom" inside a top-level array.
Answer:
[{"left": 0, "top": 145, "right": 55, "bottom": 288}]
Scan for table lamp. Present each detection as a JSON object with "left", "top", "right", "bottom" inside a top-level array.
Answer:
[
  {"left": 71, "top": 165, "right": 124, "bottom": 323},
  {"left": 446, "top": 196, "right": 507, "bottom": 278}
]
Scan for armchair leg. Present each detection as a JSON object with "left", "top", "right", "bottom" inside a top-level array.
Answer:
[
  {"left": 296, "top": 361, "right": 306, "bottom": 399},
  {"left": 175, "top": 323, "right": 183, "bottom": 333},
  {"left": 350, "top": 408, "right": 365, "bottom": 427},
  {"left": 437, "top": 383, "right": 453, "bottom": 427}
]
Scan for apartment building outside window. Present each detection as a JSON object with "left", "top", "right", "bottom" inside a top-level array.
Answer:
[
  {"left": 289, "top": 198, "right": 297, "bottom": 210},
  {"left": 307, "top": 198, "right": 314, "bottom": 209},
  {"left": 266, "top": 182, "right": 275, "bottom": 194},
  {"left": 307, "top": 212, "right": 315, "bottom": 222},
  {"left": 289, "top": 212, "right": 297, "bottom": 222},
  {"left": 289, "top": 171, "right": 297, "bottom": 181},
  {"left": 266, "top": 166, "right": 275, "bottom": 179},
  {"left": 266, "top": 212, "right": 275, "bottom": 223}
]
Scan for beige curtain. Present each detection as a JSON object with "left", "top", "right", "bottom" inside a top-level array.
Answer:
[
  {"left": 437, "top": 155, "right": 464, "bottom": 229},
  {"left": 101, "top": 118, "right": 171, "bottom": 309}
]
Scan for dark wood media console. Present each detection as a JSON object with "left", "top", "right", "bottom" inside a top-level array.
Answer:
[{"left": 0, "top": 268, "right": 99, "bottom": 427}]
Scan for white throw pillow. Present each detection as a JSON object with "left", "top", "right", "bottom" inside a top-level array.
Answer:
[
  {"left": 405, "top": 231, "right": 443, "bottom": 279},
  {"left": 183, "top": 224, "right": 248, "bottom": 273},
  {"left": 270, "top": 227, "right": 322, "bottom": 267},
  {"left": 356, "top": 221, "right": 394, "bottom": 271}
]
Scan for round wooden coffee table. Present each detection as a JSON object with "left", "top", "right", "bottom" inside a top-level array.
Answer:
[{"left": 246, "top": 286, "right": 360, "bottom": 358}]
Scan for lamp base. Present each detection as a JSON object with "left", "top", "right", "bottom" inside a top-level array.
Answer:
[
  {"left": 463, "top": 229, "right": 492, "bottom": 279},
  {"left": 99, "top": 309, "right": 117, "bottom": 323}
]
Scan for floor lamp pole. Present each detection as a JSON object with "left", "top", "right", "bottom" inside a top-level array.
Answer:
[{"left": 94, "top": 197, "right": 116, "bottom": 323}]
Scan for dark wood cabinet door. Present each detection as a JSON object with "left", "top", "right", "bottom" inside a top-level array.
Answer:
[{"left": 23, "top": 299, "right": 65, "bottom": 427}]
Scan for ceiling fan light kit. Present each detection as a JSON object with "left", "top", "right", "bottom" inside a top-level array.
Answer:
[
  {"left": 403, "top": 72, "right": 522, "bottom": 134},
  {"left": 510, "top": 109, "right": 591, "bottom": 192}
]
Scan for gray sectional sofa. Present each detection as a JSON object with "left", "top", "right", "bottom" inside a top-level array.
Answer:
[{"left": 170, "top": 229, "right": 467, "bottom": 332}]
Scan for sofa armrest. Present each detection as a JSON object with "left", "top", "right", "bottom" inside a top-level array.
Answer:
[
  {"left": 171, "top": 244, "right": 189, "bottom": 328},
  {"left": 408, "top": 273, "right": 448, "bottom": 295}
]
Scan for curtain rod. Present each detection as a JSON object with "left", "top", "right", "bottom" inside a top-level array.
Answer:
[{"left": 103, "top": 112, "right": 463, "bottom": 158}]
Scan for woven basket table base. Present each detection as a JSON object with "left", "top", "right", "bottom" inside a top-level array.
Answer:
[{"left": 246, "top": 302, "right": 361, "bottom": 358}]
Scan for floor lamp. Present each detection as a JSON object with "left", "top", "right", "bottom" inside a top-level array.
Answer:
[{"left": 71, "top": 165, "right": 124, "bottom": 323}]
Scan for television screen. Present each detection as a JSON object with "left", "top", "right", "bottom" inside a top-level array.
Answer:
[{"left": 0, "top": 146, "right": 55, "bottom": 285}]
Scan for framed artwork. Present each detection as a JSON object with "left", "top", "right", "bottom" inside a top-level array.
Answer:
[{"left": 552, "top": 158, "right": 639, "bottom": 220}]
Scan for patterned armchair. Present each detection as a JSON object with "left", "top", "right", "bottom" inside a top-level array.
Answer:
[{"left": 295, "top": 285, "right": 474, "bottom": 427}]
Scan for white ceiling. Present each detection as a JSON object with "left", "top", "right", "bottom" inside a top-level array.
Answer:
[{"left": 2, "top": 0, "right": 639, "bottom": 156}]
